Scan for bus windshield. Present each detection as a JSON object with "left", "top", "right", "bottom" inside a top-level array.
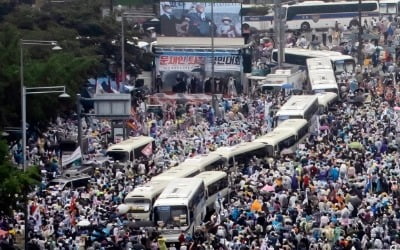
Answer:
[
  {"left": 154, "top": 205, "right": 188, "bottom": 228},
  {"left": 106, "top": 151, "right": 129, "bottom": 162},
  {"left": 124, "top": 198, "right": 151, "bottom": 213},
  {"left": 334, "top": 60, "right": 355, "bottom": 74}
]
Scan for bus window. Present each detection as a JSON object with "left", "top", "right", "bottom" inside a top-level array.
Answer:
[{"left": 106, "top": 151, "right": 129, "bottom": 162}]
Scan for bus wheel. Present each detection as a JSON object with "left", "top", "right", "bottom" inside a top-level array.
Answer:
[{"left": 301, "top": 22, "right": 310, "bottom": 31}]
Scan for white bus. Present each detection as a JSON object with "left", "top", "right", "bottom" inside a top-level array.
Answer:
[
  {"left": 273, "top": 118, "right": 309, "bottom": 141},
  {"left": 243, "top": 1, "right": 379, "bottom": 32},
  {"left": 151, "top": 164, "right": 203, "bottom": 182},
  {"left": 316, "top": 92, "right": 338, "bottom": 113},
  {"left": 194, "top": 171, "right": 229, "bottom": 212},
  {"left": 177, "top": 154, "right": 224, "bottom": 172},
  {"left": 116, "top": 179, "right": 170, "bottom": 220},
  {"left": 272, "top": 48, "right": 356, "bottom": 76},
  {"left": 254, "top": 130, "right": 297, "bottom": 157},
  {"left": 284, "top": 1, "right": 379, "bottom": 31},
  {"left": 211, "top": 142, "right": 268, "bottom": 167},
  {"left": 275, "top": 95, "right": 319, "bottom": 125},
  {"left": 116, "top": 154, "right": 222, "bottom": 220},
  {"left": 153, "top": 178, "right": 206, "bottom": 243},
  {"left": 307, "top": 58, "right": 339, "bottom": 94},
  {"left": 379, "top": 0, "right": 400, "bottom": 17},
  {"left": 106, "top": 136, "right": 154, "bottom": 164},
  {"left": 241, "top": 4, "right": 274, "bottom": 31}
]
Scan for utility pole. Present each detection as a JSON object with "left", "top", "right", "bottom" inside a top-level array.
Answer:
[
  {"left": 274, "top": 0, "right": 285, "bottom": 68},
  {"left": 76, "top": 94, "right": 83, "bottom": 152},
  {"left": 121, "top": 17, "right": 126, "bottom": 84},
  {"left": 211, "top": 1, "right": 215, "bottom": 93},
  {"left": 358, "top": 0, "right": 364, "bottom": 66}
]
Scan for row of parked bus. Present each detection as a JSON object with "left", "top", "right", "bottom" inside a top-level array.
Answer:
[{"left": 113, "top": 91, "right": 339, "bottom": 243}]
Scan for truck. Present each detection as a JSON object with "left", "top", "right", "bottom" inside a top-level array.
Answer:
[{"left": 259, "top": 65, "right": 306, "bottom": 94}]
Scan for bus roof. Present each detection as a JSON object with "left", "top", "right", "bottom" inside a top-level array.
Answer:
[
  {"left": 276, "top": 95, "right": 318, "bottom": 116},
  {"left": 154, "top": 178, "right": 204, "bottom": 206},
  {"left": 309, "top": 70, "right": 336, "bottom": 83},
  {"left": 379, "top": 0, "right": 399, "bottom": 3},
  {"left": 316, "top": 92, "right": 338, "bottom": 107},
  {"left": 125, "top": 180, "right": 170, "bottom": 200},
  {"left": 211, "top": 142, "right": 266, "bottom": 160},
  {"left": 107, "top": 136, "right": 154, "bottom": 152},
  {"left": 254, "top": 130, "right": 294, "bottom": 146},
  {"left": 328, "top": 55, "right": 355, "bottom": 61},
  {"left": 307, "top": 58, "right": 332, "bottom": 70},
  {"left": 178, "top": 154, "right": 222, "bottom": 169},
  {"left": 151, "top": 165, "right": 201, "bottom": 182},
  {"left": 280, "top": 48, "right": 342, "bottom": 58},
  {"left": 274, "top": 119, "right": 308, "bottom": 133},
  {"left": 194, "top": 171, "right": 227, "bottom": 186}
]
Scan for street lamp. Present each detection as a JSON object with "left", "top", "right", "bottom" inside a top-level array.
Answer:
[
  {"left": 20, "top": 39, "right": 62, "bottom": 171},
  {"left": 21, "top": 86, "right": 68, "bottom": 249},
  {"left": 120, "top": 13, "right": 155, "bottom": 85},
  {"left": 20, "top": 39, "right": 64, "bottom": 249},
  {"left": 22, "top": 85, "right": 70, "bottom": 168}
]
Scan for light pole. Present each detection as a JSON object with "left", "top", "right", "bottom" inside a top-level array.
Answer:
[
  {"left": 120, "top": 13, "right": 155, "bottom": 85},
  {"left": 22, "top": 86, "right": 70, "bottom": 169},
  {"left": 211, "top": 2, "right": 215, "bottom": 93},
  {"left": 21, "top": 85, "right": 69, "bottom": 248},
  {"left": 358, "top": 0, "right": 364, "bottom": 66},
  {"left": 20, "top": 39, "right": 62, "bottom": 170}
]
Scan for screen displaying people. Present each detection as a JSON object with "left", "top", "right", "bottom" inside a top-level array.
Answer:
[{"left": 159, "top": 2, "right": 241, "bottom": 37}]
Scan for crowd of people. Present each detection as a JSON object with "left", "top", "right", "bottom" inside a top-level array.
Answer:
[{"left": 0, "top": 16, "right": 400, "bottom": 250}]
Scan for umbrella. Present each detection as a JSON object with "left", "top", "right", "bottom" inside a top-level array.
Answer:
[
  {"left": 262, "top": 184, "right": 275, "bottom": 192},
  {"left": 281, "top": 83, "right": 293, "bottom": 89},
  {"left": 116, "top": 204, "right": 130, "bottom": 215},
  {"left": 331, "top": 46, "right": 344, "bottom": 53},
  {"left": 348, "top": 141, "right": 364, "bottom": 150},
  {"left": 311, "top": 40, "right": 321, "bottom": 47},
  {"left": 0, "top": 229, "right": 8, "bottom": 238},
  {"left": 132, "top": 243, "right": 146, "bottom": 250},
  {"left": 348, "top": 195, "right": 362, "bottom": 208},
  {"left": 137, "top": 41, "right": 149, "bottom": 48},
  {"left": 77, "top": 219, "right": 91, "bottom": 227},
  {"left": 281, "top": 148, "right": 294, "bottom": 155},
  {"left": 319, "top": 125, "right": 330, "bottom": 131}
]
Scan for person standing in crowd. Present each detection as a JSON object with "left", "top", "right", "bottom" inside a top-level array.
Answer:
[{"left": 155, "top": 74, "right": 163, "bottom": 93}]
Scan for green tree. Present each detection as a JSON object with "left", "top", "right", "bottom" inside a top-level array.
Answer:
[
  {"left": 0, "top": 0, "right": 154, "bottom": 128},
  {"left": 0, "top": 139, "right": 40, "bottom": 215}
]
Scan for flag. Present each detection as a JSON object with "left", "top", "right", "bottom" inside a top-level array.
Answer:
[
  {"left": 62, "top": 147, "right": 82, "bottom": 167},
  {"left": 69, "top": 197, "right": 77, "bottom": 213},
  {"left": 29, "top": 202, "right": 42, "bottom": 230},
  {"left": 141, "top": 143, "right": 153, "bottom": 157},
  {"left": 108, "top": 77, "right": 120, "bottom": 94},
  {"left": 95, "top": 78, "right": 104, "bottom": 94}
]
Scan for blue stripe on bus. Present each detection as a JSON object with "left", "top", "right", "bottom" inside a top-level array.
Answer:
[
  {"left": 243, "top": 16, "right": 274, "bottom": 22},
  {"left": 243, "top": 12, "right": 378, "bottom": 22},
  {"left": 291, "top": 12, "right": 379, "bottom": 20}
]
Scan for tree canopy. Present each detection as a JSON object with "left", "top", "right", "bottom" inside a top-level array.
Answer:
[
  {"left": 0, "top": 139, "right": 40, "bottom": 215},
  {"left": 0, "top": 0, "right": 149, "bottom": 128}
]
